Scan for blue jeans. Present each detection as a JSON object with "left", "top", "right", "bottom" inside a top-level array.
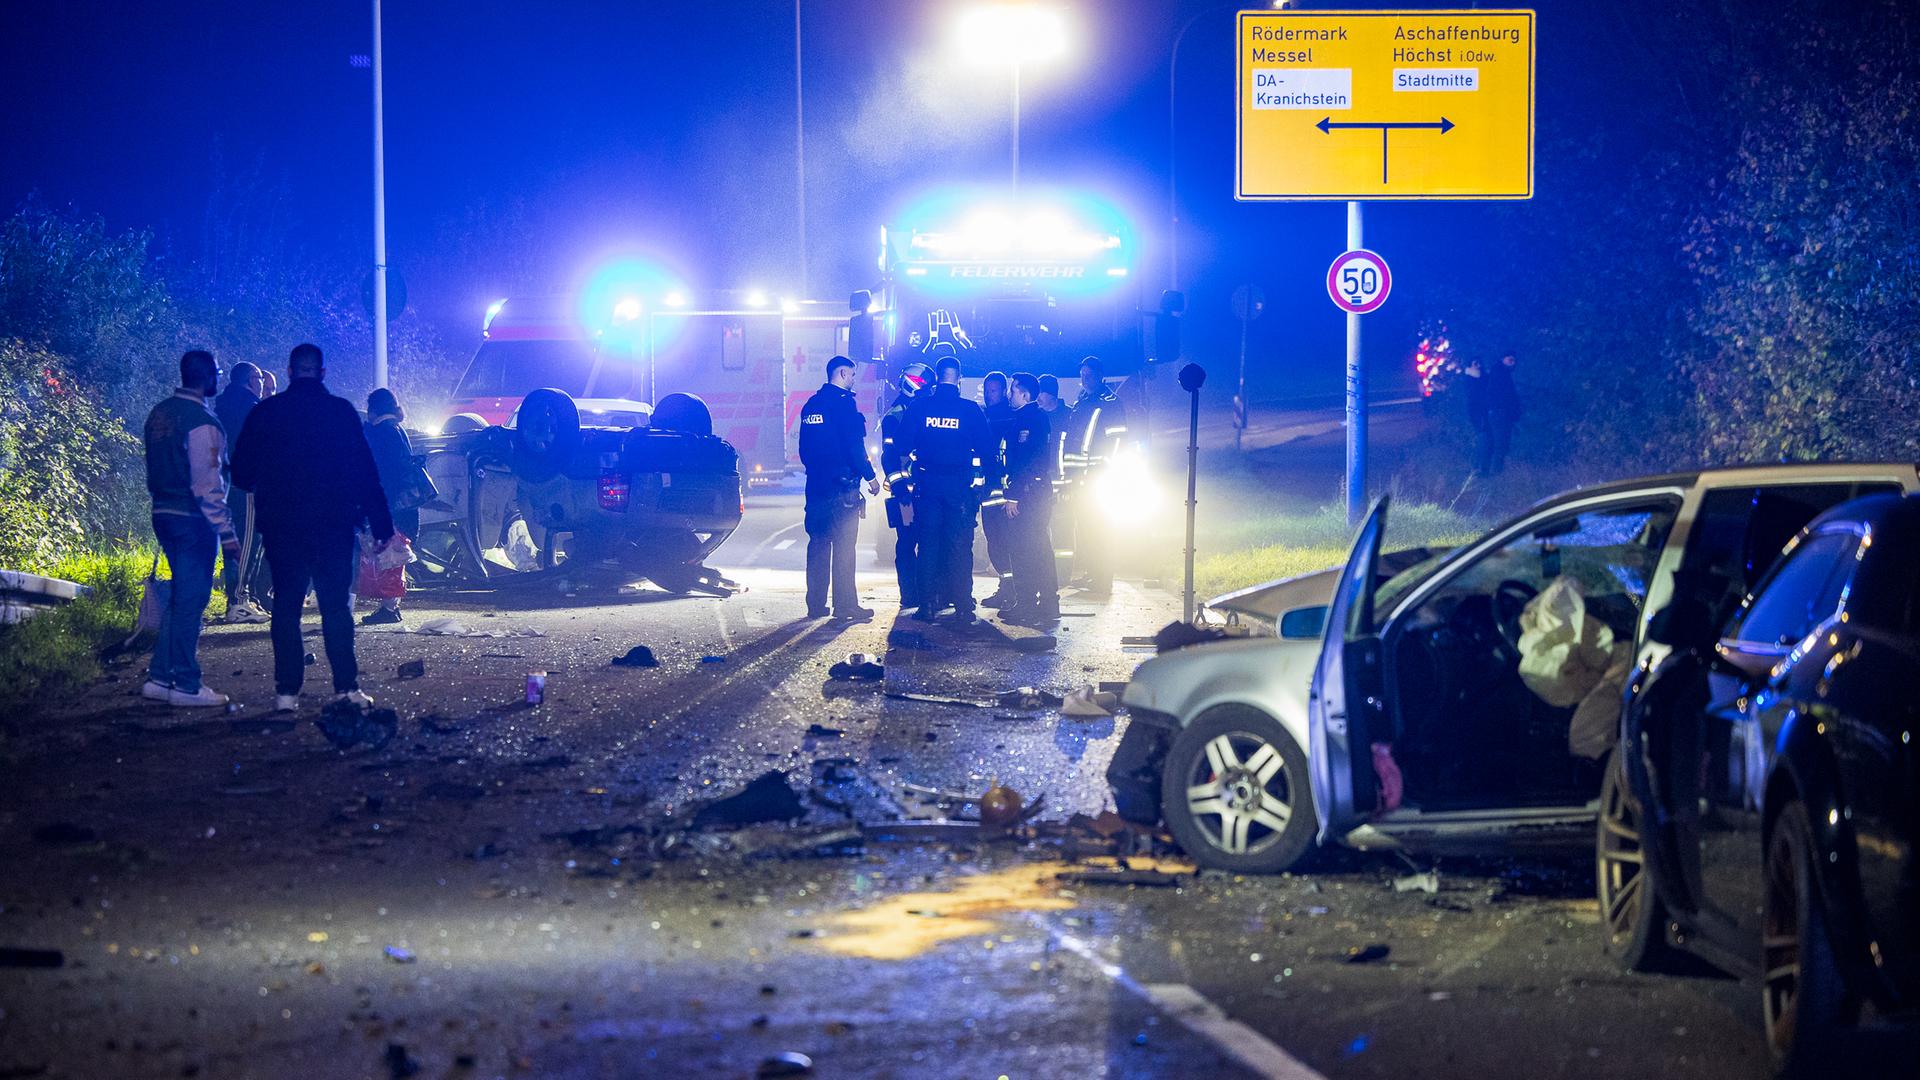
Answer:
[{"left": 150, "top": 513, "right": 217, "bottom": 693}]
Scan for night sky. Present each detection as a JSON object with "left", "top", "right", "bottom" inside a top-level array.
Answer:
[{"left": 2, "top": 1, "right": 1673, "bottom": 396}]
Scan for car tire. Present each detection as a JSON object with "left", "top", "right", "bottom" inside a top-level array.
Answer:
[
  {"left": 1160, "top": 705, "right": 1317, "bottom": 874},
  {"left": 512, "top": 388, "right": 582, "bottom": 484},
  {"left": 1764, "top": 798, "right": 1857, "bottom": 1073},
  {"left": 1596, "top": 746, "right": 1682, "bottom": 972}
]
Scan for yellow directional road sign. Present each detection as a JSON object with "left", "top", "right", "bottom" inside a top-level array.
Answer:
[{"left": 1236, "top": 9, "right": 1535, "bottom": 201}]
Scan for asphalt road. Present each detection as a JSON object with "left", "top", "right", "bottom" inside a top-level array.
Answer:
[{"left": 0, "top": 492, "right": 1774, "bottom": 1079}]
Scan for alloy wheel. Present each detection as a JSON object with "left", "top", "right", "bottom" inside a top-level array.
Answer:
[
  {"left": 1598, "top": 764, "right": 1648, "bottom": 948},
  {"left": 1762, "top": 823, "right": 1802, "bottom": 1057},
  {"left": 1183, "top": 731, "right": 1293, "bottom": 856}
]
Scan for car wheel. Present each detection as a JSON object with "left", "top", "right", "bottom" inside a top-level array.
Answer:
[
  {"left": 1596, "top": 746, "right": 1681, "bottom": 972},
  {"left": 1160, "top": 705, "right": 1317, "bottom": 874},
  {"left": 1763, "top": 799, "right": 1857, "bottom": 1071}
]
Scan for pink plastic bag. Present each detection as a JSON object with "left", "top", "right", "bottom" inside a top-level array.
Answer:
[{"left": 356, "top": 534, "right": 409, "bottom": 600}]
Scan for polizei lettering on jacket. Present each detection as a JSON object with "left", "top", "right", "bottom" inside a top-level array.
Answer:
[
  {"left": 924, "top": 416, "right": 961, "bottom": 430},
  {"left": 802, "top": 413, "right": 825, "bottom": 424}
]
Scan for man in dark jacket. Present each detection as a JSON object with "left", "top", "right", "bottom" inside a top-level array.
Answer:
[
  {"left": 361, "top": 387, "right": 416, "bottom": 626},
  {"left": 231, "top": 343, "right": 394, "bottom": 713},
  {"left": 879, "top": 361, "right": 932, "bottom": 610},
  {"left": 213, "top": 361, "right": 267, "bottom": 623},
  {"left": 1462, "top": 354, "right": 1521, "bottom": 477},
  {"left": 797, "top": 356, "right": 879, "bottom": 620},
  {"left": 999, "top": 373, "right": 1059, "bottom": 625},
  {"left": 142, "top": 350, "right": 242, "bottom": 708},
  {"left": 900, "top": 356, "right": 993, "bottom": 624}
]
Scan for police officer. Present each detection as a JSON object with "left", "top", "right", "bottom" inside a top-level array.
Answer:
[
  {"left": 998, "top": 372, "right": 1059, "bottom": 625},
  {"left": 901, "top": 355, "right": 992, "bottom": 624},
  {"left": 797, "top": 355, "right": 878, "bottom": 621},
  {"left": 1063, "top": 355, "right": 1129, "bottom": 599},
  {"left": 977, "top": 370, "right": 1017, "bottom": 607},
  {"left": 879, "top": 361, "right": 933, "bottom": 609}
]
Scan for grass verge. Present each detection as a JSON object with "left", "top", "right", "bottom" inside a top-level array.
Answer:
[
  {"left": 1188, "top": 501, "right": 1484, "bottom": 600},
  {"left": 0, "top": 550, "right": 153, "bottom": 712}
]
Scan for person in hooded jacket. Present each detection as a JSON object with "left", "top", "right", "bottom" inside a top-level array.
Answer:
[{"left": 361, "top": 387, "right": 416, "bottom": 626}]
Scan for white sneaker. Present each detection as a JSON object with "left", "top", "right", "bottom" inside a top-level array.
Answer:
[
  {"left": 274, "top": 694, "right": 300, "bottom": 713},
  {"left": 223, "top": 601, "right": 270, "bottom": 625},
  {"left": 168, "top": 685, "right": 230, "bottom": 708},
  {"left": 335, "top": 689, "right": 374, "bottom": 710},
  {"left": 140, "top": 680, "right": 172, "bottom": 702}
]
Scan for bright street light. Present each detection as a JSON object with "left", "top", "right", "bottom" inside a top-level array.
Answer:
[
  {"left": 952, "top": 4, "right": 1071, "bottom": 189},
  {"left": 954, "top": 3, "right": 1069, "bottom": 64}
]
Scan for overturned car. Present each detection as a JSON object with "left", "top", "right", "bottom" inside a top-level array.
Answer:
[{"left": 407, "top": 388, "right": 743, "bottom": 596}]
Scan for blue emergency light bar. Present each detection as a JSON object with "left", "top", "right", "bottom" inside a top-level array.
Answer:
[{"left": 885, "top": 188, "right": 1134, "bottom": 298}]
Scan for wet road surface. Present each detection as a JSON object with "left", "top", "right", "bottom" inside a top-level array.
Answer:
[{"left": 0, "top": 492, "right": 1773, "bottom": 1079}]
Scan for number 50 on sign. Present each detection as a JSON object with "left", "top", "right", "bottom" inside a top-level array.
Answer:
[{"left": 1327, "top": 249, "right": 1391, "bottom": 313}]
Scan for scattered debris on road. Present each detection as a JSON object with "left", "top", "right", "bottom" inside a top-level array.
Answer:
[
  {"left": 383, "top": 945, "right": 416, "bottom": 963},
  {"left": 395, "top": 659, "right": 426, "bottom": 680},
  {"left": 996, "top": 686, "right": 1063, "bottom": 709},
  {"left": 314, "top": 702, "right": 397, "bottom": 751},
  {"left": 611, "top": 645, "right": 659, "bottom": 668},
  {"left": 756, "top": 1051, "right": 814, "bottom": 1077},
  {"left": 30, "top": 822, "right": 96, "bottom": 845},
  {"left": 1394, "top": 870, "right": 1441, "bottom": 894},
  {"left": 1344, "top": 943, "right": 1392, "bottom": 964},
  {"left": 827, "top": 652, "right": 883, "bottom": 680},
  {"left": 690, "top": 770, "right": 804, "bottom": 827},
  {"left": 978, "top": 782, "right": 1024, "bottom": 828},
  {"left": 1060, "top": 686, "right": 1119, "bottom": 717},
  {"left": 0, "top": 947, "right": 65, "bottom": 969}
]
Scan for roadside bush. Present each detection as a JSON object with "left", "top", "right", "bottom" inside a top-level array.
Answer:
[
  {"left": 0, "top": 550, "right": 148, "bottom": 712},
  {"left": 0, "top": 340, "right": 143, "bottom": 571}
]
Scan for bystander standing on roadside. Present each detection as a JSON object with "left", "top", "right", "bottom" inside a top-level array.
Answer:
[
  {"left": 361, "top": 387, "right": 415, "bottom": 626},
  {"left": 1463, "top": 353, "right": 1522, "bottom": 478},
  {"left": 231, "top": 344, "right": 394, "bottom": 713},
  {"left": 212, "top": 361, "right": 268, "bottom": 624},
  {"left": 141, "top": 350, "right": 242, "bottom": 708}
]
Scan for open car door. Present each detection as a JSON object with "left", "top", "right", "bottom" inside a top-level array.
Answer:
[{"left": 1308, "top": 498, "right": 1388, "bottom": 842}]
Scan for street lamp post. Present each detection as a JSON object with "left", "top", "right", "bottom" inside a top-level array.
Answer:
[
  {"left": 794, "top": 0, "right": 808, "bottom": 296},
  {"left": 371, "top": 0, "right": 389, "bottom": 389},
  {"left": 955, "top": 4, "right": 1070, "bottom": 192}
]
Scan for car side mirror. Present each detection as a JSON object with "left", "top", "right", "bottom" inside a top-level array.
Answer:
[{"left": 1714, "top": 638, "right": 1779, "bottom": 680}]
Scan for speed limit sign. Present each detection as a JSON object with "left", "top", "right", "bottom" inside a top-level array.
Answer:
[{"left": 1327, "top": 249, "right": 1391, "bottom": 314}]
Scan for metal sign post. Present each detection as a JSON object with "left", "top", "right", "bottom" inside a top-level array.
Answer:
[
  {"left": 1344, "top": 204, "right": 1365, "bottom": 526},
  {"left": 1327, "top": 236, "right": 1392, "bottom": 524}
]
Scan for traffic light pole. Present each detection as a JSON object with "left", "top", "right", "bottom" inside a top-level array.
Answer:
[{"left": 1345, "top": 200, "right": 1366, "bottom": 526}]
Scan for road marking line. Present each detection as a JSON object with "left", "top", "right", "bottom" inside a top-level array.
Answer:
[
  {"left": 773, "top": 538, "right": 796, "bottom": 550},
  {"left": 1043, "top": 924, "right": 1327, "bottom": 1080}
]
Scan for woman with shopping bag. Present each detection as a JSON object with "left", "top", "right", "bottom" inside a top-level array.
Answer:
[{"left": 360, "top": 388, "right": 431, "bottom": 625}]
